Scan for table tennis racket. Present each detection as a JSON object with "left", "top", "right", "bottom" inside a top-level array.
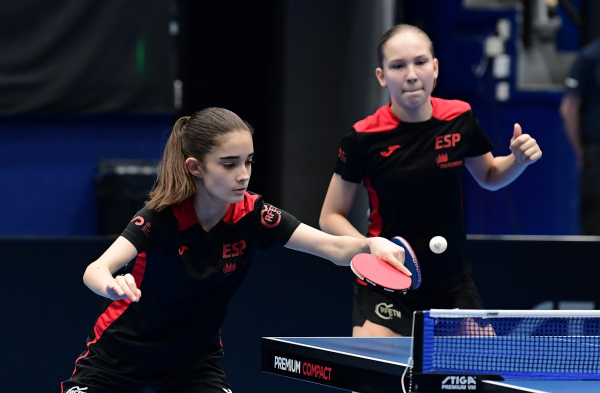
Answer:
[
  {"left": 391, "top": 236, "right": 421, "bottom": 290},
  {"left": 350, "top": 253, "right": 412, "bottom": 294}
]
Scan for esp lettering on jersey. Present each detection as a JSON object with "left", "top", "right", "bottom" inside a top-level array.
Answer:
[
  {"left": 223, "top": 240, "right": 247, "bottom": 258},
  {"left": 435, "top": 133, "right": 461, "bottom": 150}
]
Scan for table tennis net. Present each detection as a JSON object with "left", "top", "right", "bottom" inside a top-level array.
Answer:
[{"left": 417, "top": 310, "right": 600, "bottom": 379}]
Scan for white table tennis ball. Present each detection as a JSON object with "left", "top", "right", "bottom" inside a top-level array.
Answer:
[{"left": 430, "top": 236, "right": 447, "bottom": 254}]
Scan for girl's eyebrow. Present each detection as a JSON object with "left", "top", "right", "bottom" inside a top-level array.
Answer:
[
  {"left": 389, "top": 54, "right": 430, "bottom": 62},
  {"left": 219, "top": 152, "right": 254, "bottom": 160}
]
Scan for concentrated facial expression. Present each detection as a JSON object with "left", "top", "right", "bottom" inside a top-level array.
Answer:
[
  {"left": 199, "top": 130, "right": 254, "bottom": 204},
  {"left": 376, "top": 31, "right": 438, "bottom": 111}
]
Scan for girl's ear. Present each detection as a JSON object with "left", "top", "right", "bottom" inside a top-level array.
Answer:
[
  {"left": 375, "top": 67, "right": 387, "bottom": 88},
  {"left": 185, "top": 157, "right": 202, "bottom": 178}
]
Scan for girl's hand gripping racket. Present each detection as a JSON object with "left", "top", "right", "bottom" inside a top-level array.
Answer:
[
  {"left": 350, "top": 254, "right": 412, "bottom": 294},
  {"left": 390, "top": 236, "right": 421, "bottom": 290},
  {"left": 350, "top": 236, "right": 421, "bottom": 293}
]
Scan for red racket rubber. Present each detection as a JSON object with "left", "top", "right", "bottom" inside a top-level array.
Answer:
[{"left": 350, "top": 253, "right": 411, "bottom": 293}]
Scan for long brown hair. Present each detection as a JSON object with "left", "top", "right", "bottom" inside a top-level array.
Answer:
[
  {"left": 377, "top": 24, "right": 435, "bottom": 68},
  {"left": 146, "top": 107, "right": 254, "bottom": 211}
]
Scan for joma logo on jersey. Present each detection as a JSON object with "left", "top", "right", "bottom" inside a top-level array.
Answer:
[
  {"left": 435, "top": 133, "right": 461, "bottom": 149},
  {"left": 381, "top": 145, "right": 401, "bottom": 157},
  {"left": 223, "top": 240, "right": 246, "bottom": 258}
]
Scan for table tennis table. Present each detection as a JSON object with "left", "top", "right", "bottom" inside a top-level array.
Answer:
[{"left": 261, "top": 336, "right": 600, "bottom": 392}]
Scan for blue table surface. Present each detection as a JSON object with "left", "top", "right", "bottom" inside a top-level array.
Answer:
[
  {"left": 266, "top": 337, "right": 600, "bottom": 393},
  {"left": 269, "top": 337, "right": 412, "bottom": 365}
]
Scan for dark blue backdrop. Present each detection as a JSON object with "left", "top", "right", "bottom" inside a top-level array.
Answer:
[
  {"left": 0, "top": 115, "right": 170, "bottom": 235},
  {"left": 0, "top": 1, "right": 584, "bottom": 236}
]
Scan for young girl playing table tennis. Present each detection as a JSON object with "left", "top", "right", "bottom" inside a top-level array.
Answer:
[
  {"left": 61, "top": 107, "right": 409, "bottom": 393},
  {"left": 319, "top": 24, "right": 542, "bottom": 338}
]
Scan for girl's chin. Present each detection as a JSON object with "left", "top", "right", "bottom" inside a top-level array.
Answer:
[
  {"left": 229, "top": 193, "right": 246, "bottom": 204},
  {"left": 399, "top": 97, "right": 428, "bottom": 109},
  {"left": 211, "top": 193, "right": 245, "bottom": 205},
  {"left": 407, "top": 90, "right": 433, "bottom": 103}
]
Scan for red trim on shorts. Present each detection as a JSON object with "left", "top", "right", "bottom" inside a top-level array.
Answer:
[
  {"left": 173, "top": 197, "right": 198, "bottom": 231},
  {"left": 364, "top": 173, "right": 382, "bottom": 237},
  {"left": 431, "top": 97, "right": 471, "bottom": 121},
  {"left": 66, "top": 253, "right": 148, "bottom": 385},
  {"left": 356, "top": 278, "right": 368, "bottom": 286},
  {"left": 354, "top": 104, "right": 400, "bottom": 133},
  {"left": 222, "top": 192, "right": 259, "bottom": 225}
]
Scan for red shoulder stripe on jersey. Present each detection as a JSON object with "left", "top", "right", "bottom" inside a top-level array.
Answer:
[
  {"left": 173, "top": 197, "right": 198, "bottom": 231},
  {"left": 222, "top": 192, "right": 259, "bottom": 225},
  {"left": 431, "top": 97, "right": 471, "bottom": 121},
  {"left": 364, "top": 173, "right": 383, "bottom": 237},
  {"left": 66, "top": 253, "right": 147, "bottom": 384},
  {"left": 353, "top": 104, "right": 401, "bottom": 133}
]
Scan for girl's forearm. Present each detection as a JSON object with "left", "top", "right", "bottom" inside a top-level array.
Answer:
[
  {"left": 484, "top": 155, "right": 528, "bottom": 190},
  {"left": 83, "top": 262, "right": 115, "bottom": 298}
]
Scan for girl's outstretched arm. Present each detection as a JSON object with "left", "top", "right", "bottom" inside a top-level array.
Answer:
[{"left": 284, "top": 223, "right": 411, "bottom": 276}]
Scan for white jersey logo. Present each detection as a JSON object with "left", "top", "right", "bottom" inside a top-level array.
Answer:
[
  {"left": 66, "top": 387, "right": 89, "bottom": 393},
  {"left": 223, "top": 389, "right": 233, "bottom": 393}
]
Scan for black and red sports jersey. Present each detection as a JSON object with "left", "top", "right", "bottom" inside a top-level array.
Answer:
[
  {"left": 82, "top": 192, "right": 300, "bottom": 368},
  {"left": 335, "top": 98, "right": 493, "bottom": 289}
]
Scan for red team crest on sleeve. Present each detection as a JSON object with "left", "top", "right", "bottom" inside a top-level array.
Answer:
[
  {"left": 131, "top": 216, "right": 144, "bottom": 225},
  {"left": 131, "top": 215, "right": 151, "bottom": 237},
  {"left": 261, "top": 204, "right": 282, "bottom": 228}
]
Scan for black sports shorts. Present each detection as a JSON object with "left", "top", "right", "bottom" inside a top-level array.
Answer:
[
  {"left": 352, "top": 279, "right": 484, "bottom": 336},
  {"left": 61, "top": 341, "right": 233, "bottom": 393}
]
